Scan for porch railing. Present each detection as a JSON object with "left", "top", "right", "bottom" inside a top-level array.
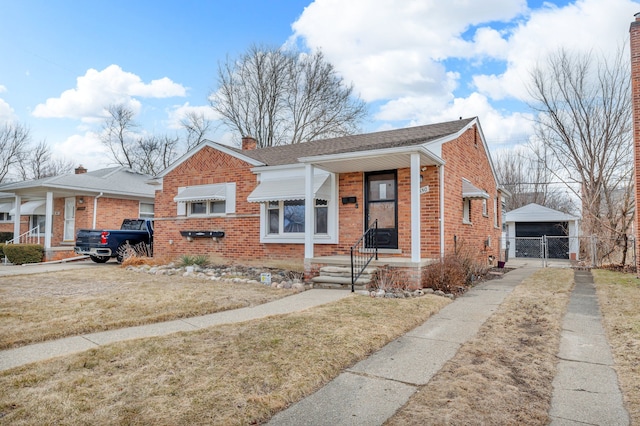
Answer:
[
  {"left": 5, "top": 225, "right": 41, "bottom": 245},
  {"left": 350, "top": 220, "right": 378, "bottom": 292}
]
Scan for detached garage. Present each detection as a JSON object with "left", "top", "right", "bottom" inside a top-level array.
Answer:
[{"left": 505, "top": 203, "right": 580, "bottom": 260}]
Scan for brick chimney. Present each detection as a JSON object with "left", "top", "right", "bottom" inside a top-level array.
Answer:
[
  {"left": 630, "top": 13, "right": 640, "bottom": 274},
  {"left": 75, "top": 165, "right": 87, "bottom": 174},
  {"left": 242, "top": 136, "right": 257, "bottom": 150}
]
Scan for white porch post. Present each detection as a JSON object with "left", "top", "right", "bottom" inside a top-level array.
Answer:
[
  {"left": 12, "top": 195, "right": 21, "bottom": 242},
  {"left": 44, "top": 191, "right": 53, "bottom": 250},
  {"left": 304, "top": 164, "right": 314, "bottom": 260},
  {"left": 410, "top": 153, "right": 421, "bottom": 262}
]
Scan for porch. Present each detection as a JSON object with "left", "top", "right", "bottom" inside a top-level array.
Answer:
[{"left": 307, "top": 254, "right": 439, "bottom": 290}]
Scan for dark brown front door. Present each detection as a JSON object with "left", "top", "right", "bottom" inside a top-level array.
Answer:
[{"left": 365, "top": 170, "right": 398, "bottom": 249}]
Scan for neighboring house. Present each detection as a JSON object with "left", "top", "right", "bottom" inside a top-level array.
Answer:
[
  {"left": 504, "top": 203, "right": 580, "bottom": 260},
  {"left": 153, "top": 117, "right": 505, "bottom": 287},
  {"left": 0, "top": 166, "right": 155, "bottom": 261}
]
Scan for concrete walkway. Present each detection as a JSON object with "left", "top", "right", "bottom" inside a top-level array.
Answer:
[
  {"left": 549, "top": 269, "right": 629, "bottom": 425},
  {"left": 268, "top": 265, "right": 538, "bottom": 425}
]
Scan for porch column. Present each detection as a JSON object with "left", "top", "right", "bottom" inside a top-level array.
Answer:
[
  {"left": 304, "top": 164, "right": 314, "bottom": 260},
  {"left": 44, "top": 191, "right": 53, "bottom": 250},
  {"left": 410, "top": 153, "right": 421, "bottom": 262},
  {"left": 439, "top": 165, "right": 445, "bottom": 257},
  {"left": 12, "top": 195, "right": 21, "bottom": 242}
]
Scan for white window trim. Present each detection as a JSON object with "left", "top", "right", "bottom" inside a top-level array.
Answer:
[
  {"left": 0, "top": 213, "right": 13, "bottom": 223},
  {"left": 139, "top": 202, "right": 155, "bottom": 218},
  {"left": 258, "top": 174, "right": 338, "bottom": 244},
  {"left": 482, "top": 198, "right": 488, "bottom": 217},
  {"left": 176, "top": 183, "right": 236, "bottom": 217},
  {"left": 463, "top": 199, "right": 472, "bottom": 224}
]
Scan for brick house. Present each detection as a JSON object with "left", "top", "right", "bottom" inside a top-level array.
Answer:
[
  {"left": 630, "top": 13, "right": 640, "bottom": 273},
  {"left": 153, "top": 117, "right": 506, "bottom": 287},
  {"left": 0, "top": 166, "right": 155, "bottom": 261}
]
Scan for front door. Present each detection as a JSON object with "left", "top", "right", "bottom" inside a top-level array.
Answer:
[
  {"left": 365, "top": 171, "right": 398, "bottom": 249},
  {"left": 63, "top": 197, "right": 76, "bottom": 241}
]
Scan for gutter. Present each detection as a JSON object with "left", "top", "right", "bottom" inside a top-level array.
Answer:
[{"left": 92, "top": 192, "right": 103, "bottom": 228}]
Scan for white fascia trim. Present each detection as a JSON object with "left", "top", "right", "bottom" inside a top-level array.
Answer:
[{"left": 298, "top": 145, "right": 444, "bottom": 166}]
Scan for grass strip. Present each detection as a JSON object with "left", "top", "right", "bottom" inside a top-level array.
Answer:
[
  {"left": 593, "top": 269, "right": 640, "bottom": 424},
  {"left": 386, "top": 268, "right": 574, "bottom": 425},
  {"left": 0, "top": 268, "right": 294, "bottom": 349}
]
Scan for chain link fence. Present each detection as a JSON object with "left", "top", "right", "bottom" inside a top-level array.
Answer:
[{"left": 501, "top": 235, "right": 637, "bottom": 269}]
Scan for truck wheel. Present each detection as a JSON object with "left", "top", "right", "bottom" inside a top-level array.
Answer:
[
  {"left": 89, "top": 255, "right": 109, "bottom": 263},
  {"left": 116, "top": 244, "right": 128, "bottom": 263}
]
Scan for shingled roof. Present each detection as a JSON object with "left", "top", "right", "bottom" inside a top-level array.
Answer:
[
  {"left": 227, "top": 117, "right": 475, "bottom": 166},
  {"left": 0, "top": 167, "right": 155, "bottom": 199}
]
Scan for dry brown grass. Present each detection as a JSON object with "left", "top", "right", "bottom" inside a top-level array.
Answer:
[
  {"left": 0, "top": 266, "right": 295, "bottom": 349},
  {"left": 0, "top": 294, "right": 450, "bottom": 425},
  {"left": 593, "top": 269, "right": 640, "bottom": 425},
  {"left": 386, "top": 268, "right": 574, "bottom": 425}
]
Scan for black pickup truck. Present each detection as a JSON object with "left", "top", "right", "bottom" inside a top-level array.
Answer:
[{"left": 74, "top": 218, "right": 153, "bottom": 263}]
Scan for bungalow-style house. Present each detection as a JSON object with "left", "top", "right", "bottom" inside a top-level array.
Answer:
[
  {"left": 504, "top": 203, "right": 580, "bottom": 260},
  {"left": 0, "top": 166, "right": 155, "bottom": 261},
  {"left": 153, "top": 117, "right": 505, "bottom": 287}
]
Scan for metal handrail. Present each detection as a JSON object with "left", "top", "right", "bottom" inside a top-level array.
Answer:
[
  {"left": 350, "top": 220, "right": 378, "bottom": 292},
  {"left": 5, "top": 225, "right": 41, "bottom": 245}
]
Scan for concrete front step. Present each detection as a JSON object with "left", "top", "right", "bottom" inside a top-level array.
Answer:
[
  {"left": 312, "top": 265, "right": 378, "bottom": 290},
  {"left": 319, "top": 266, "right": 378, "bottom": 275}
]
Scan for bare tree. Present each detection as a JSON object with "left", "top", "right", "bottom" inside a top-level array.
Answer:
[
  {"left": 528, "top": 46, "right": 634, "bottom": 263},
  {"left": 181, "top": 111, "right": 212, "bottom": 150},
  {"left": 0, "top": 122, "right": 30, "bottom": 183},
  {"left": 132, "top": 135, "right": 179, "bottom": 176},
  {"left": 101, "top": 104, "right": 180, "bottom": 175},
  {"left": 101, "top": 104, "right": 137, "bottom": 169},
  {"left": 210, "top": 45, "right": 367, "bottom": 148},
  {"left": 495, "top": 144, "right": 576, "bottom": 213},
  {"left": 19, "top": 140, "right": 74, "bottom": 180}
]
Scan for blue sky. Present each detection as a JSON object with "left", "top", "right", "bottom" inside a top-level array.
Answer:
[{"left": 1, "top": 0, "right": 638, "bottom": 174}]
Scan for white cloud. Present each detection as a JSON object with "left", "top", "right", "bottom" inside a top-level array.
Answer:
[
  {"left": 166, "top": 102, "right": 220, "bottom": 130},
  {"left": 0, "top": 85, "right": 6, "bottom": 93},
  {"left": 32, "top": 65, "right": 186, "bottom": 122},
  {"left": 0, "top": 98, "right": 17, "bottom": 125},
  {"left": 376, "top": 91, "right": 534, "bottom": 148},
  {"left": 291, "top": 0, "right": 527, "bottom": 102},
  {"left": 52, "top": 131, "right": 111, "bottom": 171},
  {"left": 473, "top": 0, "right": 639, "bottom": 101}
]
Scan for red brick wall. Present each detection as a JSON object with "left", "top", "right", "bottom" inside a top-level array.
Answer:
[
  {"left": 630, "top": 15, "right": 640, "bottom": 273},
  {"left": 441, "top": 125, "right": 502, "bottom": 263},
  {"left": 155, "top": 146, "right": 314, "bottom": 262}
]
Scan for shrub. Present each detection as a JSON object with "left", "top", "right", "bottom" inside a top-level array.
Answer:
[
  {"left": 368, "top": 267, "right": 412, "bottom": 292},
  {"left": 117, "top": 242, "right": 152, "bottom": 265},
  {"left": 0, "top": 232, "right": 13, "bottom": 243},
  {"left": 3, "top": 244, "right": 44, "bottom": 265},
  {"left": 422, "top": 255, "right": 468, "bottom": 294},
  {"left": 177, "top": 254, "right": 211, "bottom": 268}
]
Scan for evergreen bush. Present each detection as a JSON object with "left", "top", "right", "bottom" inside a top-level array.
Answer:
[{"left": 3, "top": 244, "right": 44, "bottom": 265}]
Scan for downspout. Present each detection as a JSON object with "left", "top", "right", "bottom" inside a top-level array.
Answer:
[
  {"left": 92, "top": 192, "right": 103, "bottom": 229},
  {"left": 439, "top": 165, "right": 445, "bottom": 258}
]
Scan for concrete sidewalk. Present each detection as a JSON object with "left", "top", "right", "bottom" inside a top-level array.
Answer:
[
  {"left": 0, "top": 289, "right": 353, "bottom": 371},
  {"left": 268, "top": 265, "right": 538, "bottom": 425},
  {"left": 549, "top": 269, "right": 629, "bottom": 425},
  {"left": 0, "top": 258, "right": 104, "bottom": 277}
]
